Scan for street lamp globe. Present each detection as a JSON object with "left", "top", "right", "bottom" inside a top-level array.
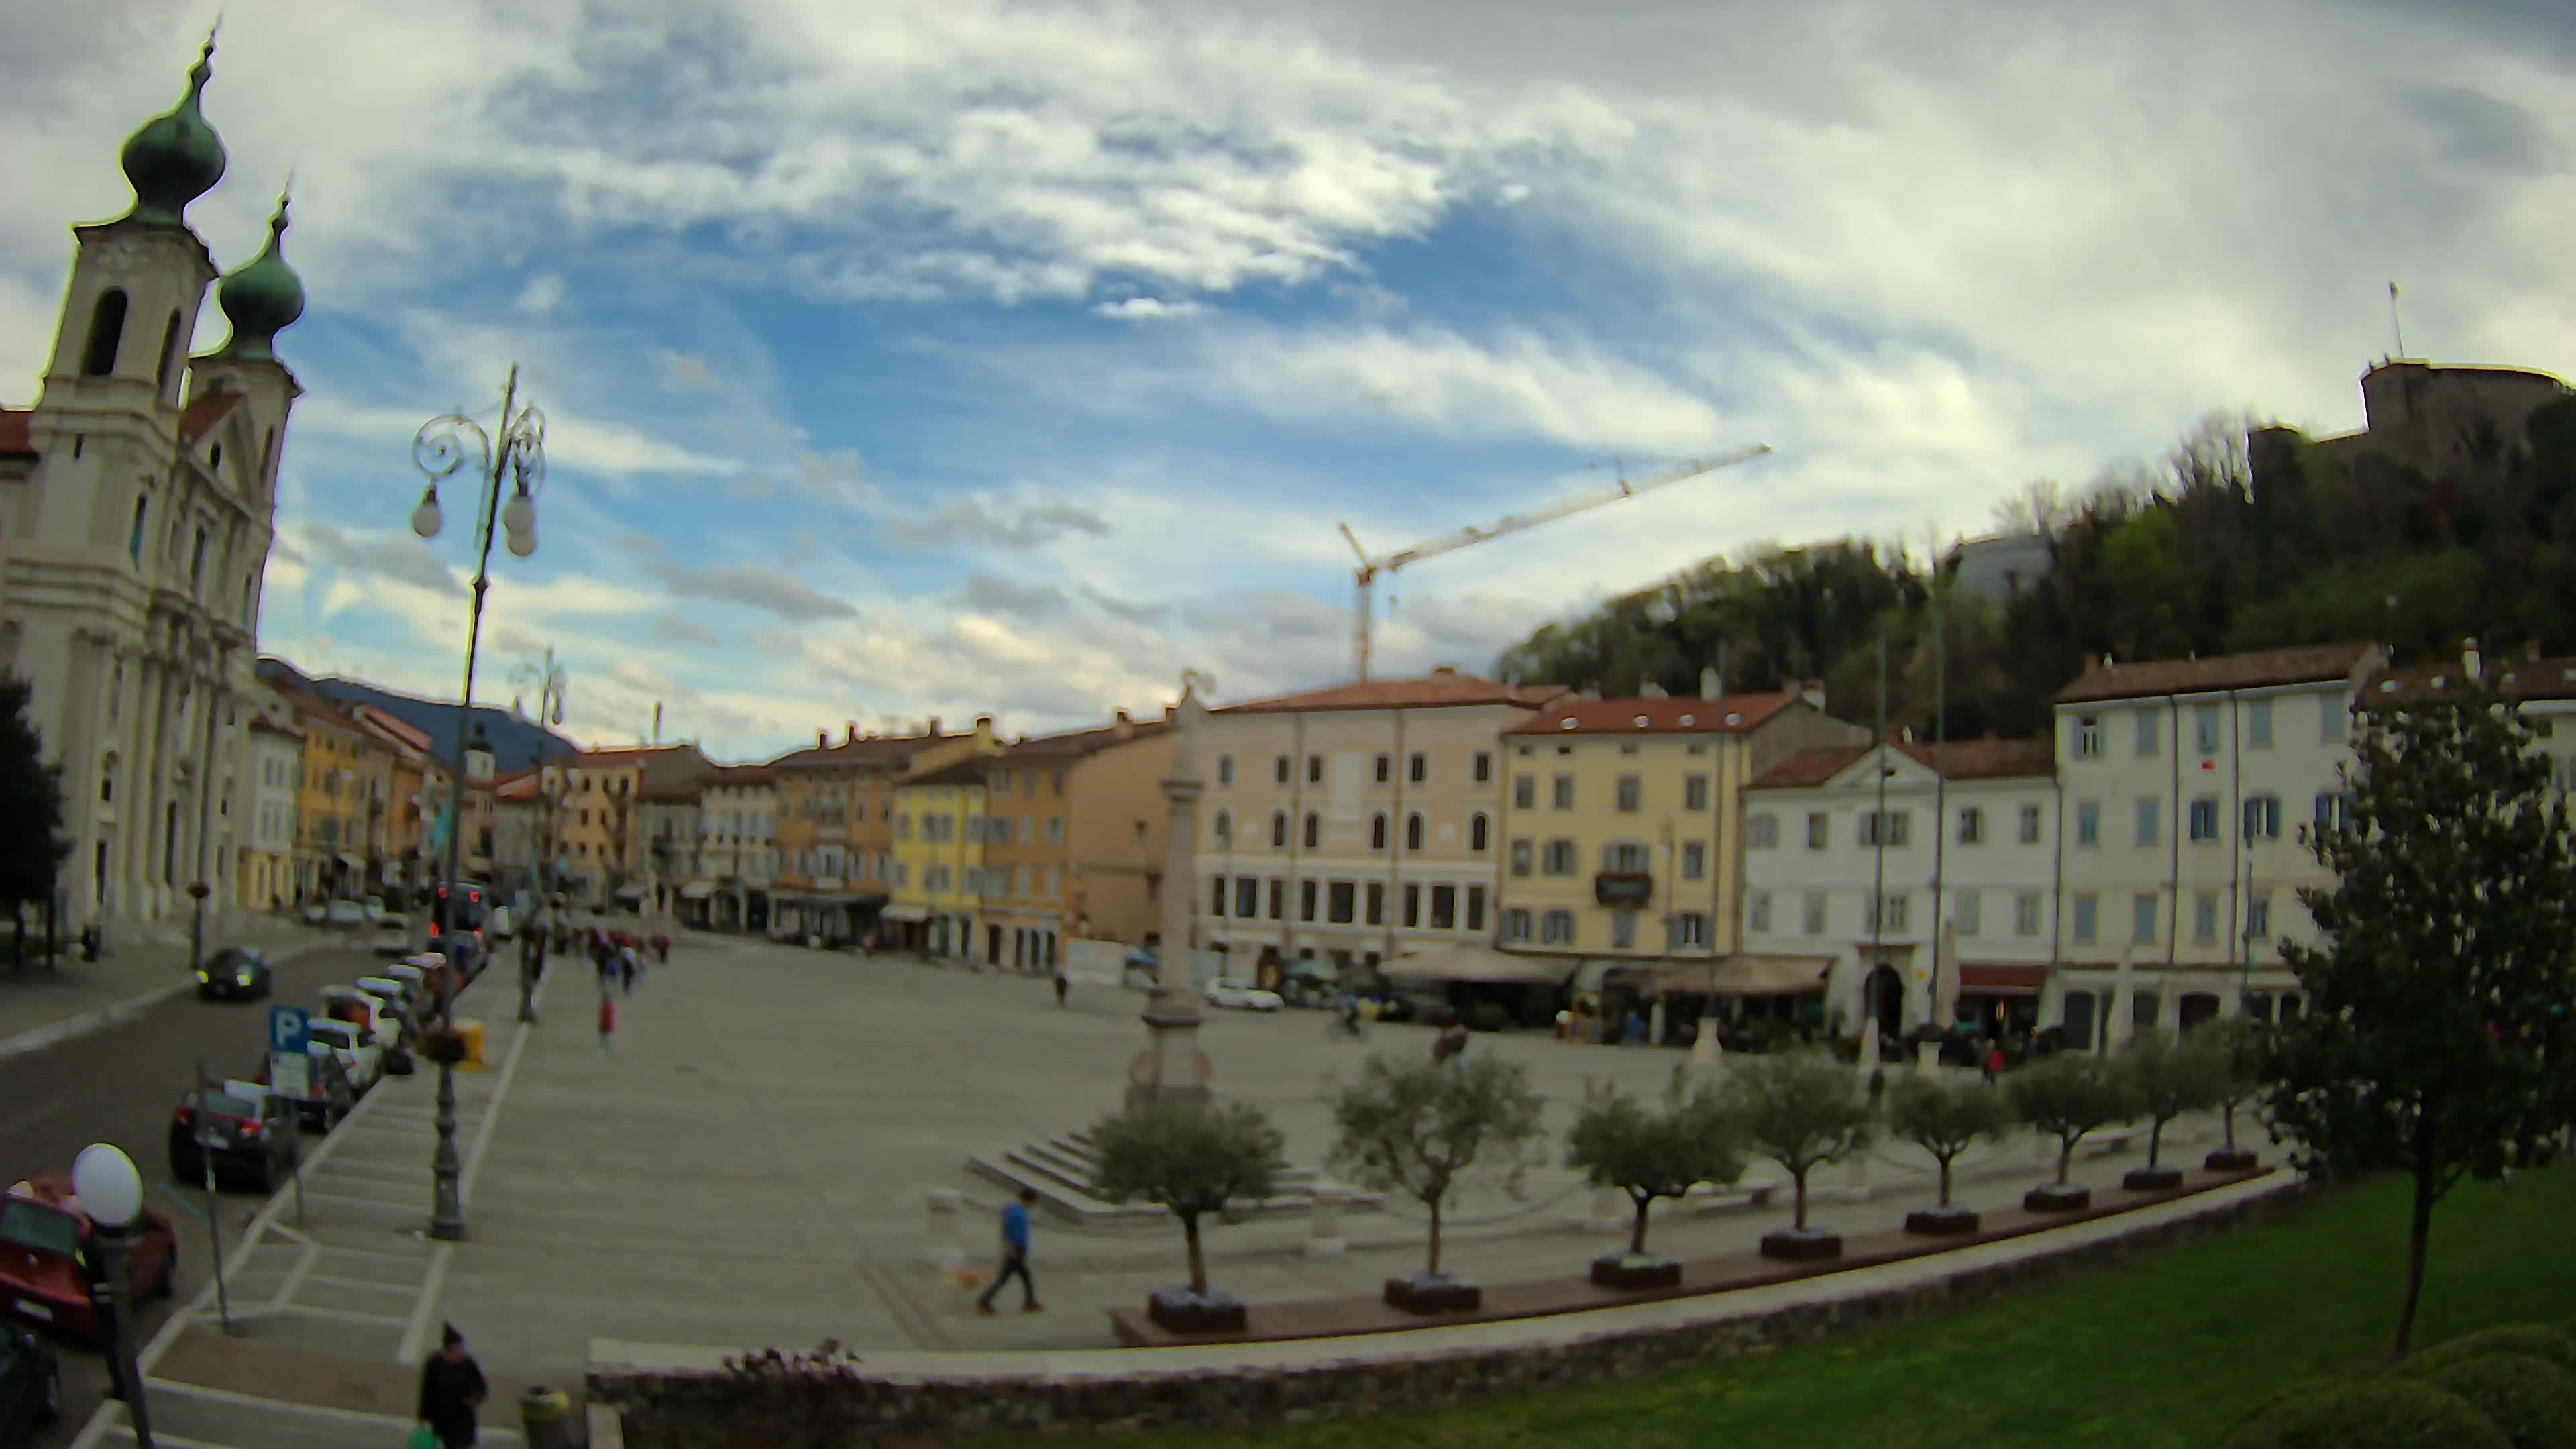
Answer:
[
  {"left": 500, "top": 492, "right": 535, "bottom": 540},
  {"left": 504, "top": 523, "right": 537, "bottom": 559},
  {"left": 409, "top": 489, "right": 444, "bottom": 540},
  {"left": 71, "top": 1143, "right": 144, "bottom": 1228}
]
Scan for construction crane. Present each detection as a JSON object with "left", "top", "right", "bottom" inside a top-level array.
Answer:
[{"left": 1336, "top": 445, "right": 1774, "bottom": 680}]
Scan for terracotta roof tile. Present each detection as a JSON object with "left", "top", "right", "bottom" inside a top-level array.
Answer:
[
  {"left": 705, "top": 764, "right": 775, "bottom": 786},
  {"left": 178, "top": 393, "right": 241, "bottom": 446},
  {"left": 247, "top": 715, "right": 302, "bottom": 739},
  {"left": 2361, "top": 652, "right": 2576, "bottom": 708},
  {"left": 0, "top": 409, "right": 34, "bottom": 459},
  {"left": 1750, "top": 736, "right": 2054, "bottom": 790},
  {"left": 1216, "top": 669, "right": 1565, "bottom": 716},
  {"left": 901, "top": 757, "right": 996, "bottom": 788},
  {"left": 2055, "top": 643, "right": 2380, "bottom": 704},
  {"left": 1504, "top": 692, "right": 1803, "bottom": 737},
  {"left": 769, "top": 734, "right": 944, "bottom": 769},
  {"left": 1003, "top": 717, "right": 1173, "bottom": 760}
]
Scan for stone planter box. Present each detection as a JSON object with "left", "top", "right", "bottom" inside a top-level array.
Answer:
[
  {"left": 1758, "top": 1230, "right": 1843, "bottom": 1263},
  {"left": 2204, "top": 1147, "right": 2259, "bottom": 1173},
  {"left": 1144, "top": 1287, "right": 1246, "bottom": 1336},
  {"left": 1903, "top": 1205, "right": 1982, "bottom": 1237},
  {"left": 2122, "top": 1165, "right": 2184, "bottom": 1193},
  {"left": 1383, "top": 1274, "right": 1481, "bottom": 1316},
  {"left": 1589, "top": 1254, "right": 1683, "bottom": 1291},
  {"left": 2024, "top": 1183, "right": 2092, "bottom": 1213}
]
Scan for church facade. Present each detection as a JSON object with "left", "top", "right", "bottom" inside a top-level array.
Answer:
[{"left": 0, "top": 35, "right": 307, "bottom": 938}]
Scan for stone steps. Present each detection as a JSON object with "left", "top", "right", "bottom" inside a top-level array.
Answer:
[{"left": 968, "top": 1133, "right": 1377, "bottom": 1227}]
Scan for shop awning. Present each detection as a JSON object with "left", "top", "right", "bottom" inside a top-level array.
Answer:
[
  {"left": 1383, "top": 943, "right": 1562, "bottom": 986},
  {"left": 1958, "top": 963, "right": 2052, "bottom": 996},
  {"left": 1568, "top": 957, "right": 1659, "bottom": 994},
  {"left": 1650, "top": 953, "right": 1832, "bottom": 998},
  {"left": 336, "top": 853, "right": 365, "bottom": 871},
  {"left": 880, "top": 903, "right": 932, "bottom": 924},
  {"left": 680, "top": 880, "right": 718, "bottom": 900}
]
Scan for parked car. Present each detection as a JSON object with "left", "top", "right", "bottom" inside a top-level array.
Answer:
[
  {"left": 0, "top": 1322, "right": 61, "bottom": 1438},
  {"left": 385, "top": 960, "right": 444, "bottom": 1012},
  {"left": 0, "top": 1175, "right": 176, "bottom": 1339},
  {"left": 325, "top": 900, "right": 366, "bottom": 929},
  {"left": 1205, "top": 979, "right": 1284, "bottom": 1012},
  {"left": 371, "top": 913, "right": 412, "bottom": 957},
  {"left": 487, "top": 905, "right": 515, "bottom": 941},
  {"left": 300, "top": 900, "right": 328, "bottom": 925},
  {"left": 319, "top": 986, "right": 401, "bottom": 1051},
  {"left": 251, "top": 1042, "right": 356, "bottom": 1130},
  {"left": 195, "top": 945, "right": 273, "bottom": 1002},
  {"left": 168, "top": 1085, "right": 298, "bottom": 1192},
  {"left": 302, "top": 1018, "right": 382, "bottom": 1094}
]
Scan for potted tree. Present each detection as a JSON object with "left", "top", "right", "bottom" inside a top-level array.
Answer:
[
  {"left": 1326, "top": 1053, "right": 1544, "bottom": 1314},
  {"left": 1886, "top": 1071, "right": 2012, "bottom": 1236},
  {"left": 2197, "top": 1016, "right": 2268, "bottom": 1173},
  {"left": 1724, "top": 1050, "right": 1876, "bottom": 1262},
  {"left": 1564, "top": 1068, "right": 1746, "bottom": 1290},
  {"left": 2115, "top": 1031, "right": 2220, "bottom": 1192},
  {"left": 2007, "top": 1051, "right": 2139, "bottom": 1212},
  {"left": 1089, "top": 1099, "right": 1283, "bottom": 1335}
]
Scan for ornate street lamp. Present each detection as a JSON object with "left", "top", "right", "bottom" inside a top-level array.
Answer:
[
  {"left": 410, "top": 366, "right": 545, "bottom": 1242},
  {"left": 72, "top": 1143, "right": 154, "bottom": 1448}
]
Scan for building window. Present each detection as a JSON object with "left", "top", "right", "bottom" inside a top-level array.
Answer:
[
  {"left": 1408, "top": 753, "right": 1427, "bottom": 784},
  {"left": 1615, "top": 774, "right": 1642, "bottom": 812},
  {"left": 1213, "top": 809, "right": 1232, "bottom": 848},
  {"left": 1512, "top": 775, "right": 1534, "bottom": 810},
  {"left": 1273, "top": 754, "right": 1291, "bottom": 784},
  {"left": 1472, "top": 751, "right": 1492, "bottom": 784},
  {"left": 1609, "top": 911, "right": 1636, "bottom": 949},
  {"left": 1300, "top": 879, "right": 1318, "bottom": 922},
  {"left": 1953, "top": 805, "right": 1985, "bottom": 845},
  {"left": 2019, "top": 804, "right": 2043, "bottom": 844},
  {"left": 2073, "top": 893, "right": 2098, "bottom": 944},
  {"left": 1954, "top": 890, "right": 1982, "bottom": 935},
  {"left": 1542, "top": 839, "right": 1576, "bottom": 875},
  {"left": 1469, "top": 813, "right": 1489, "bottom": 852},
  {"left": 1267, "top": 878, "right": 1285, "bottom": 919},
  {"left": 2245, "top": 893, "right": 2272, "bottom": 940},
  {"left": 1748, "top": 891, "right": 1772, "bottom": 933},
  {"left": 82, "top": 288, "right": 128, "bottom": 376},
  {"left": 1366, "top": 881, "right": 1386, "bottom": 926},
  {"left": 2195, "top": 705, "right": 2222, "bottom": 755},
  {"left": 2135, "top": 798, "right": 2159, "bottom": 847},
  {"left": 2193, "top": 892, "right": 2219, "bottom": 943},
  {"left": 1552, "top": 774, "right": 1574, "bottom": 809},
  {"left": 1403, "top": 883, "right": 1421, "bottom": 928},
  {"left": 2320, "top": 696, "right": 2347, "bottom": 743},
  {"left": 2014, "top": 890, "right": 2043, "bottom": 937},
  {"left": 1430, "top": 885, "right": 1457, "bottom": 930},
  {"left": 2074, "top": 715, "right": 2102, "bottom": 759},
  {"left": 2131, "top": 893, "right": 2158, "bottom": 945},
  {"left": 1509, "top": 839, "right": 1532, "bottom": 877},
  {"left": 1748, "top": 814, "right": 1778, "bottom": 849},
  {"left": 1303, "top": 812, "right": 1320, "bottom": 849},
  {"left": 1863, "top": 892, "right": 1909, "bottom": 933},
  {"left": 1681, "top": 774, "right": 1709, "bottom": 812},
  {"left": 1375, "top": 753, "right": 1391, "bottom": 784},
  {"left": 2247, "top": 700, "right": 2273, "bottom": 749},
  {"left": 1210, "top": 875, "right": 1228, "bottom": 916},
  {"left": 1307, "top": 755, "right": 1324, "bottom": 784},
  {"left": 2187, "top": 796, "right": 2220, "bottom": 842},
  {"left": 156, "top": 309, "right": 183, "bottom": 396},
  {"left": 1502, "top": 908, "right": 1531, "bottom": 942},
  {"left": 1216, "top": 755, "right": 1234, "bottom": 786},
  {"left": 1680, "top": 841, "right": 1706, "bottom": 879},
  {"left": 2312, "top": 791, "right": 2356, "bottom": 831},
  {"left": 1859, "top": 810, "right": 1909, "bottom": 847},
  {"left": 1371, "top": 813, "right": 1389, "bottom": 850},
  {"left": 1801, "top": 892, "right": 1827, "bottom": 935},
  {"left": 2243, "top": 794, "right": 2282, "bottom": 840},
  {"left": 1328, "top": 881, "right": 1356, "bottom": 924},
  {"left": 2076, "top": 800, "right": 2100, "bottom": 846},
  {"left": 1805, "top": 812, "right": 1829, "bottom": 849},
  {"left": 1676, "top": 912, "right": 1709, "bottom": 948},
  {"left": 1236, "top": 877, "right": 1259, "bottom": 918},
  {"left": 1404, "top": 812, "right": 1424, "bottom": 851},
  {"left": 2135, "top": 709, "right": 2160, "bottom": 757},
  {"left": 1540, "top": 909, "right": 1574, "bottom": 945},
  {"left": 189, "top": 526, "right": 208, "bottom": 594},
  {"left": 1466, "top": 884, "right": 1486, "bottom": 933},
  {"left": 1270, "top": 811, "right": 1288, "bottom": 848},
  {"left": 128, "top": 494, "right": 150, "bottom": 565}
]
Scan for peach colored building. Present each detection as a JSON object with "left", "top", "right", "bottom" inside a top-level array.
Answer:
[
  {"left": 1189, "top": 667, "right": 1563, "bottom": 987},
  {"left": 975, "top": 709, "right": 1176, "bottom": 971}
]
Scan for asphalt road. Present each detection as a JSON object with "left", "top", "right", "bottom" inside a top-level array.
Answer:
[{"left": 1, "top": 935, "right": 448, "bottom": 1448}]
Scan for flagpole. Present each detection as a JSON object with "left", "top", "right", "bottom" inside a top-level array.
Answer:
[{"left": 2387, "top": 282, "right": 2408, "bottom": 358}]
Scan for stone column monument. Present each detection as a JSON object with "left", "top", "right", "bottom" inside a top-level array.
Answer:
[{"left": 1129, "top": 668, "right": 1216, "bottom": 1107}]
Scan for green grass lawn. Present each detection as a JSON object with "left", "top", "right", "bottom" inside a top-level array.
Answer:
[{"left": 970, "top": 1166, "right": 2575, "bottom": 1449}]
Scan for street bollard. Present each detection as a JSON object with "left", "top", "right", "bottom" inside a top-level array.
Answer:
[
  {"left": 519, "top": 1386, "right": 574, "bottom": 1449},
  {"left": 926, "top": 1188, "right": 965, "bottom": 1270},
  {"left": 1303, "top": 1187, "right": 1348, "bottom": 1258}
]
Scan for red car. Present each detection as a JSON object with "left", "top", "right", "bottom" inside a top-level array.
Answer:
[{"left": 0, "top": 1176, "right": 177, "bottom": 1340}]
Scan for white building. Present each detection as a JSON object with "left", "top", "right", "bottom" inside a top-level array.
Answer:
[
  {"left": 2050, "top": 643, "right": 2385, "bottom": 1044},
  {"left": 0, "top": 39, "right": 305, "bottom": 936},
  {"left": 1742, "top": 736, "right": 2060, "bottom": 1038},
  {"left": 240, "top": 706, "right": 301, "bottom": 912},
  {"left": 2359, "top": 644, "right": 2576, "bottom": 796}
]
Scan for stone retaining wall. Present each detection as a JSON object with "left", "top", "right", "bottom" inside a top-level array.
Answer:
[{"left": 594, "top": 1179, "right": 2312, "bottom": 1444}]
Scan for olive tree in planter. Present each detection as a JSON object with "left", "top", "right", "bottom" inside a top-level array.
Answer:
[
  {"left": 1326, "top": 1052, "right": 1544, "bottom": 1315},
  {"left": 1723, "top": 1049, "right": 1876, "bottom": 1262},
  {"left": 2007, "top": 1051, "right": 2139, "bottom": 1212},
  {"left": 1886, "top": 1072, "right": 2012, "bottom": 1236},
  {"left": 2116, "top": 1030, "right": 2223, "bottom": 1191},
  {"left": 1564, "top": 1067, "right": 1746, "bottom": 1289},
  {"left": 1089, "top": 1099, "right": 1283, "bottom": 1335},
  {"left": 2196, "top": 1016, "right": 2269, "bottom": 1173}
]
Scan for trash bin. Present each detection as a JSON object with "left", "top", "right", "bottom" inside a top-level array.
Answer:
[
  {"left": 453, "top": 1019, "right": 486, "bottom": 1066},
  {"left": 519, "top": 1386, "right": 574, "bottom": 1449}
]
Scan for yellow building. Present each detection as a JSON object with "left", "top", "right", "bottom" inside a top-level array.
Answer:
[
  {"left": 885, "top": 716, "right": 1008, "bottom": 955},
  {"left": 284, "top": 691, "right": 373, "bottom": 902},
  {"left": 1493, "top": 689, "right": 1862, "bottom": 975}
]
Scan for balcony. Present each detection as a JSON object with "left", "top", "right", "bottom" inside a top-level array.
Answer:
[{"left": 1594, "top": 871, "right": 1654, "bottom": 908}]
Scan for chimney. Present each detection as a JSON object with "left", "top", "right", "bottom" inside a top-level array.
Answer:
[
  {"left": 1430, "top": 663, "right": 1460, "bottom": 679},
  {"left": 1113, "top": 708, "right": 1134, "bottom": 739},
  {"left": 924, "top": 716, "right": 941, "bottom": 738},
  {"left": 1699, "top": 667, "right": 1721, "bottom": 702},
  {"left": 2463, "top": 637, "right": 2481, "bottom": 680},
  {"left": 816, "top": 729, "right": 827, "bottom": 747},
  {"left": 844, "top": 722, "right": 859, "bottom": 745},
  {"left": 974, "top": 713, "right": 995, "bottom": 739},
  {"left": 1801, "top": 678, "right": 1827, "bottom": 710},
  {"left": 1640, "top": 680, "right": 1667, "bottom": 698}
]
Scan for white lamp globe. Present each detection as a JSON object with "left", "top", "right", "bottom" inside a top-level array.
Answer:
[
  {"left": 500, "top": 493, "right": 535, "bottom": 538},
  {"left": 504, "top": 524, "right": 537, "bottom": 559},
  {"left": 410, "top": 493, "right": 444, "bottom": 540},
  {"left": 70, "top": 1143, "right": 143, "bottom": 1228}
]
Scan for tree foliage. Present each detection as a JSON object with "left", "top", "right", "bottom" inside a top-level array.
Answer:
[
  {"left": 2265, "top": 673, "right": 2576, "bottom": 1356},
  {"left": 1564, "top": 1067, "right": 1747, "bottom": 1257},
  {"left": 1886, "top": 1072, "right": 2012, "bottom": 1209},
  {"left": 1325, "top": 1053, "right": 1545, "bottom": 1278},
  {"left": 1089, "top": 1099, "right": 1284, "bottom": 1295},
  {"left": 1721, "top": 1050, "right": 1875, "bottom": 1232},
  {"left": 0, "top": 674, "right": 69, "bottom": 913},
  {"left": 2118, "top": 1032, "right": 2226, "bottom": 1170},
  {"left": 2193, "top": 1016, "right": 2270, "bottom": 1152},
  {"left": 1494, "top": 401, "right": 2576, "bottom": 737},
  {"left": 2008, "top": 1052, "right": 2140, "bottom": 1185}
]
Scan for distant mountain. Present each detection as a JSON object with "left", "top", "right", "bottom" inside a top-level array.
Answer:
[{"left": 256, "top": 657, "right": 580, "bottom": 774}]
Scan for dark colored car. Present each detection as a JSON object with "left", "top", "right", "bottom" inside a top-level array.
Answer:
[
  {"left": 167, "top": 1087, "right": 298, "bottom": 1192},
  {"left": 195, "top": 945, "right": 272, "bottom": 1001},
  {"left": 253, "top": 1043, "right": 356, "bottom": 1130},
  {"left": 0, "top": 1176, "right": 176, "bottom": 1339},
  {"left": 0, "top": 1322, "right": 60, "bottom": 1438}
]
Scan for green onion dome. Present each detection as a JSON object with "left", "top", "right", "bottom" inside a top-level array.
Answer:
[
  {"left": 215, "top": 192, "right": 305, "bottom": 363},
  {"left": 119, "top": 38, "right": 227, "bottom": 226}
]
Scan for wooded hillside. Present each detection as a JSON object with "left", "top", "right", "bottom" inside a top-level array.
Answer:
[{"left": 1494, "top": 396, "right": 2576, "bottom": 739}]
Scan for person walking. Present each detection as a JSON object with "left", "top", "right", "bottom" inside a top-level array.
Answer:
[
  {"left": 1053, "top": 971, "right": 1069, "bottom": 1008},
  {"left": 1982, "top": 1040, "right": 2006, "bottom": 1085},
  {"left": 976, "top": 1187, "right": 1043, "bottom": 1316},
  {"left": 619, "top": 942, "right": 639, "bottom": 996},
  {"left": 597, "top": 988, "right": 617, "bottom": 1055},
  {"left": 415, "top": 1323, "right": 488, "bottom": 1448}
]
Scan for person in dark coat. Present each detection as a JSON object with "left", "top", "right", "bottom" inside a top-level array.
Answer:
[{"left": 416, "top": 1322, "right": 488, "bottom": 1448}]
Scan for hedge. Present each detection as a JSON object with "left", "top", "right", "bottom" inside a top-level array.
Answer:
[
  {"left": 2221, "top": 1377, "right": 2511, "bottom": 1449},
  {"left": 2411, "top": 1355, "right": 2576, "bottom": 1449}
]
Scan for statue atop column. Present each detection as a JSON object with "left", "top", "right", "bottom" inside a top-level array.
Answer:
[{"left": 1128, "top": 667, "right": 1218, "bottom": 1106}]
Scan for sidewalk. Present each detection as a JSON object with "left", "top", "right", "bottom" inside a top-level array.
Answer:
[{"left": 0, "top": 914, "right": 327, "bottom": 1059}]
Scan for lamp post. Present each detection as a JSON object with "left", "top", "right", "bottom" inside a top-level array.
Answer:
[
  {"left": 410, "top": 364, "right": 546, "bottom": 1242},
  {"left": 513, "top": 651, "right": 570, "bottom": 1020},
  {"left": 72, "top": 1143, "right": 153, "bottom": 1449},
  {"left": 1130, "top": 668, "right": 1216, "bottom": 1107}
]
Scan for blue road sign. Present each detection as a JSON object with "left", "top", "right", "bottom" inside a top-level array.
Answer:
[{"left": 270, "top": 1005, "right": 310, "bottom": 1056}]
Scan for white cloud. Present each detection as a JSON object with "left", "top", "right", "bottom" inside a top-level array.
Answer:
[
  {"left": 1094, "top": 296, "right": 1209, "bottom": 321},
  {"left": 514, "top": 274, "right": 568, "bottom": 315}
]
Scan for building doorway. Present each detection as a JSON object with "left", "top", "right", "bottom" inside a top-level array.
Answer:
[{"left": 1862, "top": 963, "right": 1906, "bottom": 1032}]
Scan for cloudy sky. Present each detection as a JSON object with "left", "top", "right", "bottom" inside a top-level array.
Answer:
[{"left": 5, "top": 0, "right": 2571, "bottom": 759}]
